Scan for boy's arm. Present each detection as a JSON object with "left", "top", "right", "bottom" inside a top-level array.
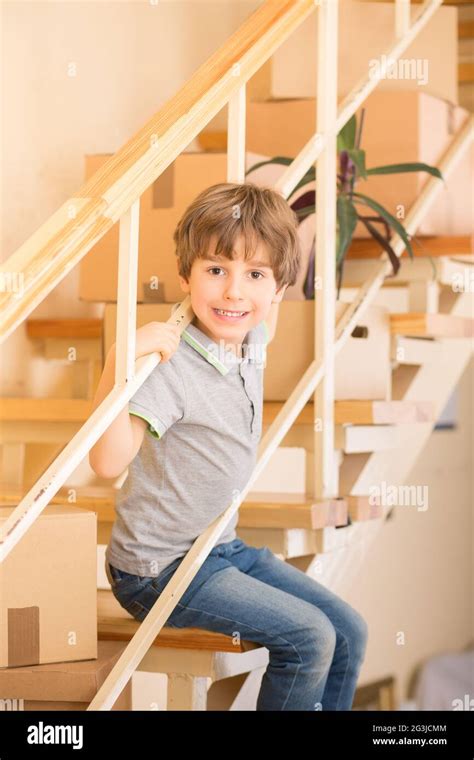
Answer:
[
  {"left": 89, "top": 320, "right": 181, "bottom": 479},
  {"left": 88, "top": 344, "right": 147, "bottom": 479}
]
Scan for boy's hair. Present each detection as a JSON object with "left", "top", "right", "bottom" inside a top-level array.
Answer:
[{"left": 173, "top": 182, "right": 301, "bottom": 289}]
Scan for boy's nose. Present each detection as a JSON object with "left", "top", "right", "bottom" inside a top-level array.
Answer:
[{"left": 223, "top": 276, "right": 245, "bottom": 300}]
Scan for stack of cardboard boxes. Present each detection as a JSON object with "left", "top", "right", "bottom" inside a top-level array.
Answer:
[{"left": 0, "top": 506, "right": 130, "bottom": 710}]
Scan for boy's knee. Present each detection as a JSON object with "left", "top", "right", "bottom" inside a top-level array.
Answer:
[{"left": 300, "top": 615, "right": 337, "bottom": 664}]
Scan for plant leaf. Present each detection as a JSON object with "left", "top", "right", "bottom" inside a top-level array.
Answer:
[
  {"left": 352, "top": 191, "right": 414, "bottom": 259},
  {"left": 337, "top": 114, "right": 356, "bottom": 153},
  {"left": 245, "top": 156, "right": 295, "bottom": 175},
  {"left": 293, "top": 205, "right": 316, "bottom": 219},
  {"left": 366, "top": 162, "right": 443, "bottom": 181},
  {"left": 336, "top": 196, "right": 358, "bottom": 267},
  {"left": 359, "top": 216, "right": 401, "bottom": 277},
  {"left": 290, "top": 190, "right": 315, "bottom": 213},
  {"left": 348, "top": 148, "right": 367, "bottom": 180}
]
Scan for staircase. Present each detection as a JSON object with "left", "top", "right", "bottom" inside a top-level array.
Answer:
[{"left": 0, "top": 0, "right": 473, "bottom": 711}]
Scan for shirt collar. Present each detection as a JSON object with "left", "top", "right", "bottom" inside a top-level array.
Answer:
[{"left": 172, "top": 302, "right": 265, "bottom": 375}]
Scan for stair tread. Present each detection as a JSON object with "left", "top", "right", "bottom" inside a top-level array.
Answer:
[
  {"left": 265, "top": 400, "right": 436, "bottom": 425},
  {"left": 390, "top": 312, "right": 474, "bottom": 338},
  {"left": 0, "top": 397, "right": 91, "bottom": 422},
  {"left": 26, "top": 318, "right": 102, "bottom": 339},
  {"left": 0, "top": 486, "right": 349, "bottom": 530},
  {"left": 98, "top": 589, "right": 261, "bottom": 653},
  {"left": 0, "top": 397, "right": 437, "bottom": 425}
]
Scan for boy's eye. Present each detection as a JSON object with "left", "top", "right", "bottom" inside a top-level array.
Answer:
[{"left": 206, "top": 267, "right": 265, "bottom": 280}]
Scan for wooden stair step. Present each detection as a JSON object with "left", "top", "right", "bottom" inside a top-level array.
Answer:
[
  {"left": 98, "top": 589, "right": 260, "bottom": 653},
  {"left": 390, "top": 312, "right": 474, "bottom": 338},
  {"left": 459, "top": 20, "right": 474, "bottom": 39},
  {"left": 346, "top": 235, "right": 472, "bottom": 259},
  {"left": 459, "top": 62, "right": 474, "bottom": 83},
  {"left": 238, "top": 522, "right": 358, "bottom": 558},
  {"left": 240, "top": 492, "right": 348, "bottom": 529},
  {"left": 390, "top": 335, "right": 446, "bottom": 365},
  {"left": 1, "top": 487, "right": 364, "bottom": 560},
  {"left": 0, "top": 486, "right": 348, "bottom": 531},
  {"left": 335, "top": 424, "right": 404, "bottom": 453},
  {"left": 0, "top": 397, "right": 91, "bottom": 423},
  {"left": 0, "top": 485, "right": 116, "bottom": 512},
  {"left": 347, "top": 495, "right": 384, "bottom": 521},
  {"left": 0, "top": 398, "right": 436, "bottom": 427},
  {"left": 264, "top": 400, "right": 435, "bottom": 426},
  {"left": 26, "top": 318, "right": 103, "bottom": 339},
  {"left": 334, "top": 400, "right": 435, "bottom": 424},
  {"left": 341, "top": 256, "right": 474, "bottom": 288}
]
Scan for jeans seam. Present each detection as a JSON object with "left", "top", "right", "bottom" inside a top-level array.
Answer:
[
  {"left": 332, "top": 632, "right": 350, "bottom": 711},
  {"left": 173, "top": 599, "right": 305, "bottom": 707},
  {"left": 175, "top": 602, "right": 301, "bottom": 659}
]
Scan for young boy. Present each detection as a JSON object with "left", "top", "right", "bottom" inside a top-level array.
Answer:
[{"left": 89, "top": 182, "right": 367, "bottom": 711}]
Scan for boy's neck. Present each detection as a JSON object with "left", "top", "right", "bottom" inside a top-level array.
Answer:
[{"left": 192, "top": 316, "right": 244, "bottom": 359}]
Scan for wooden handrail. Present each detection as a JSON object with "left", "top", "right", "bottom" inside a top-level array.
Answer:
[{"left": 0, "top": 0, "right": 315, "bottom": 344}]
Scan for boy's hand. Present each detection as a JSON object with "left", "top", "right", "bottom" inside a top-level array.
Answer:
[{"left": 135, "top": 322, "right": 181, "bottom": 362}]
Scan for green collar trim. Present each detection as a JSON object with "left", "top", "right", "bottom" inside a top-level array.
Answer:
[{"left": 181, "top": 328, "right": 230, "bottom": 375}]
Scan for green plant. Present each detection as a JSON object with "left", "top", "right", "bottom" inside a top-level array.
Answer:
[{"left": 246, "top": 109, "right": 443, "bottom": 299}]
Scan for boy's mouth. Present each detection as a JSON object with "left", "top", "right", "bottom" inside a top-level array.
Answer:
[{"left": 212, "top": 307, "right": 249, "bottom": 322}]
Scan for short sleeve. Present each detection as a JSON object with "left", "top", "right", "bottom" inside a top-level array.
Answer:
[{"left": 128, "top": 355, "right": 186, "bottom": 439}]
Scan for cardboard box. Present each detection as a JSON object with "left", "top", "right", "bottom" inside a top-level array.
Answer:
[
  {"left": 264, "top": 300, "right": 392, "bottom": 401},
  {"left": 79, "top": 152, "right": 229, "bottom": 303},
  {"left": 246, "top": 92, "right": 473, "bottom": 238},
  {"left": 271, "top": 1, "right": 457, "bottom": 105},
  {"left": 0, "top": 505, "right": 97, "bottom": 669},
  {"left": 0, "top": 641, "right": 131, "bottom": 710},
  {"left": 103, "top": 300, "right": 392, "bottom": 401}
]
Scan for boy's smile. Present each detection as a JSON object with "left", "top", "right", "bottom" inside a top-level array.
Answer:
[{"left": 179, "top": 235, "right": 285, "bottom": 356}]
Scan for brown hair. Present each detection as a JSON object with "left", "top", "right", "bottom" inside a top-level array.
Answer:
[{"left": 173, "top": 182, "right": 301, "bottom": 289}]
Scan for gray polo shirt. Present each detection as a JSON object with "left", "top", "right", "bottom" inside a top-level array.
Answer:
[{"left": 104, "top": 303, "right": 269, "bottom": 578}]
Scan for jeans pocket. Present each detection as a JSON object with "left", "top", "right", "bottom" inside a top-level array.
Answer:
[
  {"left": 122, "top": 577, "right": 181, "bottom": 626},
  {"left": 110, "top": 566, "right": 153, "bottom": 610},
  {"left": 125, "top": 599, "right": 149, "bottom": 623},
  {"left": 110, "top": 564, "right": 150, "bottom": 587}
]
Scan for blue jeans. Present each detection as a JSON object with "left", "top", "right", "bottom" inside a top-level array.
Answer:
[{"left": 107, "top": 538, "right": 368, "bottom": 711}]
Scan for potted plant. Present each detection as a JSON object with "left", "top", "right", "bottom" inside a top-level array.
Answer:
[{"left": 246, "top": 110, "right": 443, "bottom": 298}]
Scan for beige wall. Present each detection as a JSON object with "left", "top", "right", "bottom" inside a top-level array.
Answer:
[{"left": 0, "top": 0, "right": 261, "bottom": 395}]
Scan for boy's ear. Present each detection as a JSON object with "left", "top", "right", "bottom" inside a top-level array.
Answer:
[
  {"left": 178, "top": 274, "right": 191, "bottom": 293},
  {"left": 272, "top": 284, "right": 288, "bottom": 304}
]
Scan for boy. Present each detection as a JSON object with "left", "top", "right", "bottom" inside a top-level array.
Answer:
[{"left": 89, "top": 182, "right": 367, "bottom": 711}]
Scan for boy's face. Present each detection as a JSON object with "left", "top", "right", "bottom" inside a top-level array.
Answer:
[{"left": 178, "top": 234, "right": 286, "bottom": 353}]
